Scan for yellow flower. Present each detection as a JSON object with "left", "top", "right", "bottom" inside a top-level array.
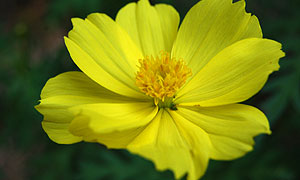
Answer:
[{"left": 35, "top": 0, "right": 285, "bottom": 179}]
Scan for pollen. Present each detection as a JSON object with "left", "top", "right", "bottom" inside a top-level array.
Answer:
[{"left": 136, "top": 51, "right": 192, "bottom": 105}]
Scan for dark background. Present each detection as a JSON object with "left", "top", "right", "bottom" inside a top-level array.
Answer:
[{"left": 0, "top": 0, "right": 299, "bottom": 179}]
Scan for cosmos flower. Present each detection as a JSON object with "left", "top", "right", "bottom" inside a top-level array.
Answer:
[{"left": 35, "top": 0, "right": 285, "bottom": 179}]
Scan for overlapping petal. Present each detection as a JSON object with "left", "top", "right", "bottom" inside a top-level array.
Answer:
[
  {"left": 65, "top": 13, "right": 146, "bottom": 98},
  {"left": 68, "top": 102, "right": 158, "bottom": 148},
  {"left": 69, "top": 102, "right": 158, "bottom": 134},
  {"left": 35, "top": 71, "right": 146, "bottom": 144},
  {"left": 175, "top": 38, "right": 285, "bottom": 106},
  {"left": 128, "top": 109, "right": 211, "bottom": 180},
  {"left": 172, "top": 0, "right": 262, "bottom": 77},
  {"left": 174, "top": 104, "right": 270, "bottom": 160},
  {"left": 116, "top": 0, "right": 180, "bottom": 56},
  {"left": 168, "top": 110, "right": 211, "bottom": 180}
]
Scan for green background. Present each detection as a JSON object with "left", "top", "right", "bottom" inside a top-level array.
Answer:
[{"left": 0, "top": 0, "right": 299, "bottom": 179}]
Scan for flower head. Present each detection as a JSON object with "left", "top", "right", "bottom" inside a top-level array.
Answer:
[{"left": 35, "top": 0, "right": 285, "bottom": 179}]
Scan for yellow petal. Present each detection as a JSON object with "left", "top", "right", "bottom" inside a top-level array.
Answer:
[
  {"left": 172, "top": 0, "right": 262, "bottom": 76},
  {"left": 87, "top": 127, "right": 146, "bottom": 149},
  {"left": 176, "top": 104, "right": 271, "bottom": 160},
  {"left": 127, "top": 110, "right": 191, "bottom": 179},
  {"left": 175, "top": 38, "right": 285, "bottom": 106},
  {"left": 65, "top": 13, "right": 146, "bottom": 98},
  {"left": 116, "top": 0, "right": 179, "bottom": 56},
  {"left": 127, "top": 109, "right": 210, "bottom": 180},
  {"left": 168, "top": 110, "right": 211, "bottom": 180},
  {"left": 69, "top": 102, "right": 158, "bottom": 134},
  {"left": 68, "top": 102, "right": 158, "bottom": 148},
  {"left": 35, "top": 71, "right": 140, "bottom": 144}
]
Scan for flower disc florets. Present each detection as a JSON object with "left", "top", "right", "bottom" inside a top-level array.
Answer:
[{"left": 136, "top": 51, "right": 192, "bottom": 106}]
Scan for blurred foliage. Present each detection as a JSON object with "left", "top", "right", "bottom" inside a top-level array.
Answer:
[{"left": 0, "top": 0, "right": 299, "bottom": 179}]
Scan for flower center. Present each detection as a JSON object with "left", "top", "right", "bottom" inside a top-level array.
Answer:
[{"left": 136, "top": 51, "right": 192, "bottom": 107}]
